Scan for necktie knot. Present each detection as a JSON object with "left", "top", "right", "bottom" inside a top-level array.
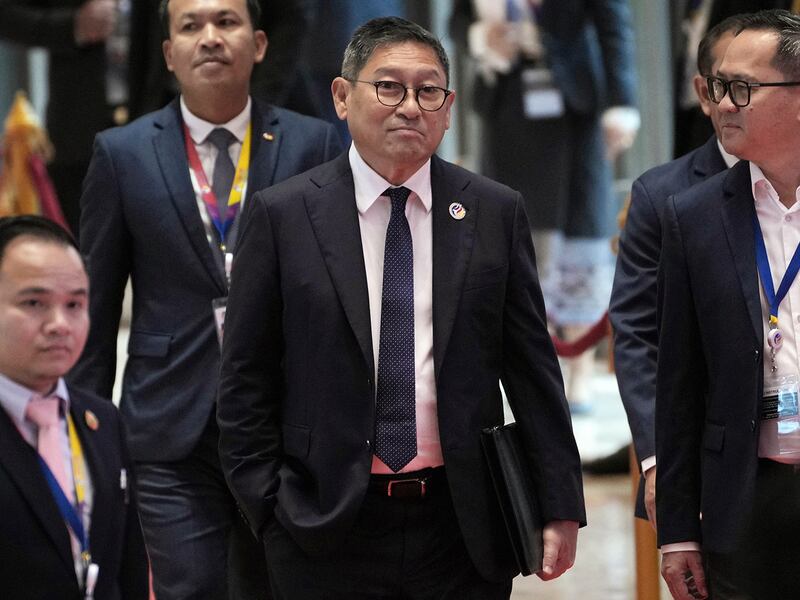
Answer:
[
  {"left": 384, "top": 186, "right": 411, "bottom": 214},
  {"left": 206, "top": 127, "right": 236, "bottom": 152},
  {"left": 25, "top": 395, "right": 61, "bottom": 429}
]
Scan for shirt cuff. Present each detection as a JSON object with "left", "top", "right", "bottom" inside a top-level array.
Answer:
[
  {"left": 468, "top": 21, "right": 513, "bottom": 77},
  {"left": 601, "top": 106, "right": 641, "bottom": 135},
  {"left": 641, "top": 455, "right": 656, "bottom": 473},
  {"left": 661, "top": 542, "right": 702, "bottom": 553}
]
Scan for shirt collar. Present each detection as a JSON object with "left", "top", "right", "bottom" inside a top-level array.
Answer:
[
  {"left": 348, "top": 143, "right": 432, "bottom": 214},
  {"left": 180, "top": 95, "right": 251, "bottom": 145},
  {"left": 716, "top": 139, "right": 739, "bottom": 169},
  {"left": 0, "top": 373, "right": 70, "bottom": 425}
]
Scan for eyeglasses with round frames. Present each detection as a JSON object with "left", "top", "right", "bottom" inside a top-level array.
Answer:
[
  {"left": 346, "top": 79, "right": 452, "bottom": 112},
  {"left": 706, "top": 75, "right": 800, "bottom": 108}
]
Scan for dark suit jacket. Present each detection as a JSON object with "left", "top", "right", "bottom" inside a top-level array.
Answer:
[
  {"left": 69, "top": 99, "right": 342, "bottom": 462},
  {"left": 656, "top": 160, "right": 764, "bottom": 551},
  {"left": 610, "top": 136, "right": 728, "bottom": 517},
  {"left": 217, "top": 153, "right": 586, "bottom": 582},
  {"left": 0, "top": 0, "right": 111, "bottom": 167},
  {"left": 0, "top": 385, "right": 147, "bottom": 599}
]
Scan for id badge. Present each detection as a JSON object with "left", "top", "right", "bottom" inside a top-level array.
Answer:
[
  {"left": 762, "top": 373, "right": 800, "bottom": 456},
  {"left": 212, "top": 297, "right": 227, "bottom": 349},
  {"left": 521, "top": 67, "right": 565, "bottom": 120}
]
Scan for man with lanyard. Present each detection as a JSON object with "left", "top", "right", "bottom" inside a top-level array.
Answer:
[
  {"left": 0, "top": 215, "right": 147, "bottom": 599},
  {"left": 656, "top": 9, "right": 800, "bottom": 600},
  {"left": 70, "top": 0, "right": 342, "bottom": 597}
]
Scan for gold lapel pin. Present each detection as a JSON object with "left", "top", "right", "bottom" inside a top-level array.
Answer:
[
  {"left": 85, "top": 410, "right": 99, "bottom": 431},
  {"left": 263, "top": 132, "right": 275, "bottom": 141}
]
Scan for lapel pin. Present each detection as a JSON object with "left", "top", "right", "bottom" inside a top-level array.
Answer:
[
  {"left": 449, "top": 202, "right": 467, "bottom": 220},
  {"left": 262, "top": 132, "right": 275, "bottom": 142},
  {"left": 85, "top": 410, "right": 99, "bottom": 431}
]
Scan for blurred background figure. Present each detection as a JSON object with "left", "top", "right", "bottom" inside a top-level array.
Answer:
[
  {"left": 450, "top": 0, "right": 640, "bottom": 413},
  {"left": 671, "top": 0, "right": 795, "bottom": 157},
  {"left": 0, "top": 0, "right": 131, "bottom": 237},
  {"left": 127, "top": 0, "right": 313, "bottom": 120},
  {"left": 299, "top": 0, "right": 407, "bottom": 142}
]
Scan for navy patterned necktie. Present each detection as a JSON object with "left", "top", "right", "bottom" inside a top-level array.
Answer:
[
  {"left": 374, "top": 186, "right": 417, "bottom": 472},
  {"left": 207, "top": 128, "right": 236, "bottom": 221}
]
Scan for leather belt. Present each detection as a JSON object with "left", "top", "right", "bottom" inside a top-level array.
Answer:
[{"left": 368, "top": 467, "right": 445, "bottom": 500}]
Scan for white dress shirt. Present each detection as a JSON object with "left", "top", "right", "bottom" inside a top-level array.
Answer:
[
  {"left": 348, "top": 143, "right": 444, "bottom": 473},
  {"left": 180, "top": 96, "right": 251, "bottom": 251},
  {"left": 751, "top": 162, "right": 800, "bottom": 464}
]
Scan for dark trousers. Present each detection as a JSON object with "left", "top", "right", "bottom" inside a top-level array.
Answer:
[
  {"left": 263, "top": 469, "right": 512, "bottom": 600},
  {"left": 705, "top": 460, "right": 800, "bottom": 599},
  {"left": 136, "top": 415, "right": 271, "bottom": 600}
]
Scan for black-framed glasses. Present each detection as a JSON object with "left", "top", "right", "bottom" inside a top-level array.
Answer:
[
  {"left": 346, "top": 79, "right": 452, "bottom": 112},
  {"left": 706, "top": 75, "right": 800, "bottom": 108}
]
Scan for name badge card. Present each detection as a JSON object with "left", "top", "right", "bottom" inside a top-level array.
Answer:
[
  {"left": 762, "top": 373, "right": 800, "bottom": 456},
  {"left": 521, "top": 67, "right": 565, "bottom": 120}
]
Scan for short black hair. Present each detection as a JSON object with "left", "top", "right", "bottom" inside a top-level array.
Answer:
[
  {"left": 341, "top": 17, "right": 450, "bottom": 87},
  {"left": 0, "top": 216, "right": 80, "bottom": 269},
  {"left": 732, "top": 9, "right": 800, "bottom": 80},
  {"left": 697, "top": 15, "right": 744, "bottom": 75},
  {"left": 159, "top": 0, "right": 262, "bottom": 40}
]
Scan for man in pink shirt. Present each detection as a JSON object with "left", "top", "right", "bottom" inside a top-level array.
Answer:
[
  {"left": 656, "top": 9, "right": 800, "bottom": 600},
  {"left": 218, "top": 16, "right": 585, "bottom": 600}
]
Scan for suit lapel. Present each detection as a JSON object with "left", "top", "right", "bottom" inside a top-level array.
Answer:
[
  {"left": 720, "top": 161, "right": 762, "bottom": 342},
  {"left": 691, "top": 136, "right": 728, "bottom": 184},
  {"left": 68, "top": 395, "right": 113, "bottom": 566},
  {"left": 153, "top": 102, "right": 227, "bottom": 293},
  {"left": 246, "top": 101, "right": 281, "bottom": 197},
  {"left": 0, "top": 408, "right": 74, "bottom": 572},
  {"left": 431, "top": 157, "right": 477, "bottom": 380},
  {"left": 305, "top": 156, "right": 375, "bottom": 375}
]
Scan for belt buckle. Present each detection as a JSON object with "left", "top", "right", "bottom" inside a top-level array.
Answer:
[{"left": 387, "top": 477, "right": 426, "bottom": 498}]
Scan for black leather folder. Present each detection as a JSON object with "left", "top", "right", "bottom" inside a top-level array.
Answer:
[{"left": 481, "top": 422, "right": 544, "bottom": 576}]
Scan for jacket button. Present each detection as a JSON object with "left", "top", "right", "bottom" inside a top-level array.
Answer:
[
  {"left": 750, "top": 420, "right": 757, "bottom": 431},
  {"left": 754, "top": 350, "right": 760, "bottom": 362}
]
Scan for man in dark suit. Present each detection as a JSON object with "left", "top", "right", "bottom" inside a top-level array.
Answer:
[
  {"left": 0, "top": 0, "right": 121, "bottom": 235},
  {"left": 218, "top": 16, "right": 585, "bottom": 599},
  {"left": 610, "top": 15, "right": 741, "bottom": 527},
  {"left": 0, "top": 215, "right": 147, "bottom": 599},
  {"left": 657, "top": 10, "right": 800, "bottom": 599},
  {"left": 68, "top": 0, "right": 341, "bottom": 597}
]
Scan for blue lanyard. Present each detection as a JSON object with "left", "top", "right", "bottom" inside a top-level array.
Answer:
[
  {"left": 752, "top": 213, "right": 800, "bottom": 325},
  {"left": 38, "top": 456, "right": 89, "bottom": 559}
]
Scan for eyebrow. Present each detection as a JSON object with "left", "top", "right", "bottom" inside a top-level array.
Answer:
[
  {"left": 715, "top": 68, "right": 751, "bottom": 80},
  {"left": 372, "top": 67, "right": 444, "bottom": 82},
  {"left": 17, "top": 287, "right": 88, "bottom": 296},
  {"left": 178, "top": 9, "right": 238, "bottom": 20}
]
